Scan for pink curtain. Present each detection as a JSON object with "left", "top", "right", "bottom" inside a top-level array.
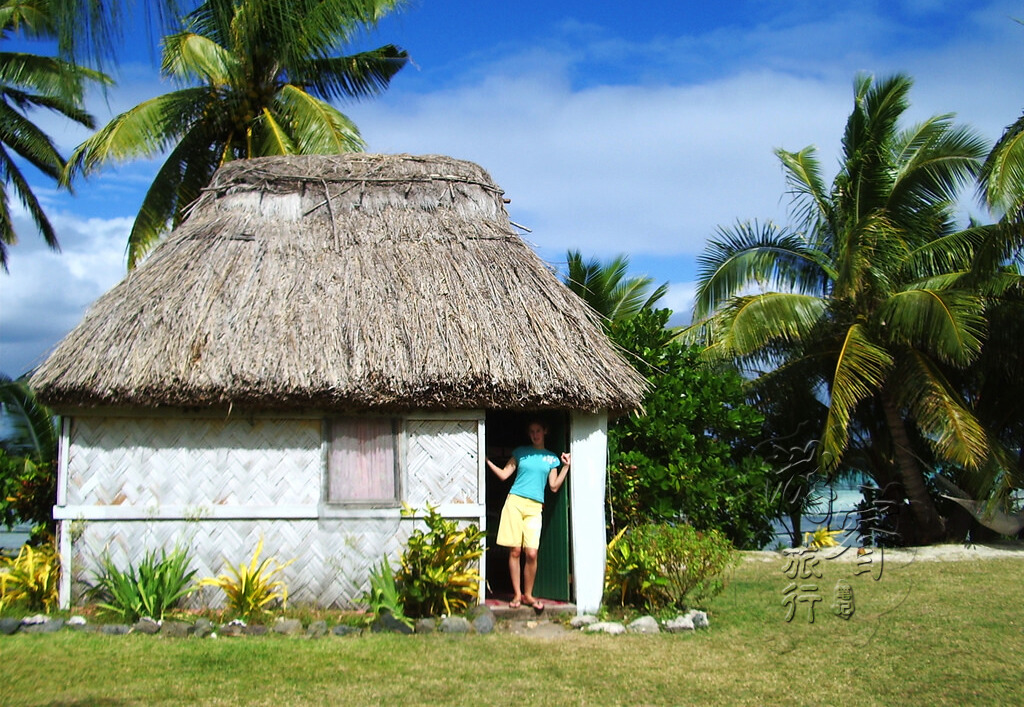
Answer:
[{"left": 328, "top": 418, "right": 396, "bottom": 502}]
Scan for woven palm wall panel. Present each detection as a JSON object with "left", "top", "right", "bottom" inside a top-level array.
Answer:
[
  {"left": 67, "top": 417, "right": 322, "bottom": 507},
  {"left": 405, "top": 418, "right": 479, "bottom": 506},
  {"left": 70, "top": 517, "right": 415, "bottom": 608}
]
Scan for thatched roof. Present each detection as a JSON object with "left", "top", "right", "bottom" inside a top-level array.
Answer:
[{"left": 33, "top": 154, "right": 646, "bottom": 413}]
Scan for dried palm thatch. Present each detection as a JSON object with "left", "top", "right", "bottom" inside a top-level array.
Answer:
[{"left": 32, "top": 154, "right": 646, "bottom": 412}]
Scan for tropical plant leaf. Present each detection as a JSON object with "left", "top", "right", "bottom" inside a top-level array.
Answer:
[
  {"left": 821, "top": 324, "right": 893, "bottom": 471},
  {"left": 880, "top": 287, "right": 986, "bottom": 366},
  {"left": 896, "top": 352, "right": 988, "bottom": 471}
]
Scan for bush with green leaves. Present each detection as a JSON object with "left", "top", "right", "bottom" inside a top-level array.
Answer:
[
  {"left": 604, "top": 523, "right": 738, "bottom": 612},
  {"left": 0, "top": 543, "right": 60, "bottom": 613},
  {"left": 90, "top": 546, "right": 197, "bottom": 622},
  {"left": 395, "top": 505, "right": 485, "bottom": 617},
  {"left": 607, "top": 308, "right": 776, "bottom": 549},
  {"left": 364, "top": 558, "right": 412, "bottom": 628},
  {"left": 200, "top": 537, "right": 294, "bottom": 620},
  {"left": 0, "top": 374, "right": 58, "bottom": 543}
]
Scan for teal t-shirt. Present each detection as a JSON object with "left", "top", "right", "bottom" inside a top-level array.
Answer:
[{"left": 509, "top": 446, "right": 561, "bottom": 503}]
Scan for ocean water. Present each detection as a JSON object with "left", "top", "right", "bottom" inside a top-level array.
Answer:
[
  {"left": 0, "top": 522, "right": 32, "bottom": 551},
  {"left": 764, "top": 487, "right": 865, "bottom": 550}
]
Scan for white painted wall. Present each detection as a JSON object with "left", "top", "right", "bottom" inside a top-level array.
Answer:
[{"left": 569, "top": 411, "right": 608, "bottom": 615}]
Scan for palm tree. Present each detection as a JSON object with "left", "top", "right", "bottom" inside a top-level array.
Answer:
[
  {"left": 564, "top": 250, "right": 668, "bottom": 327},
  {"left": 0, "top": 372, "right": 57, "bottom": 536},
  {"left": 65, "top": 0, "right": 408, "bottom": 267},
  {"left": 688, "top": 74, "right": 993, "bottom": 544},
  {"left": 0, "top": 0, "right": 107, "bottom": 271}
]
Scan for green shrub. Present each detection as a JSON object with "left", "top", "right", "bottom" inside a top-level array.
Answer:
[
  {"left": 395, "top": 505, "right": 485, "bottom": 617},
  {"left": 606, "top": 309, "right": 776, "bottom": 549},
  {"left": 90, "top": 546, "right": 197, "bottom": 622},
  {"left": 364, "top": 558, "right": 412, "bottom": 628},
  {"left": 604, "top": 523, "right": 738, "bottom": 611},
  {"left": 0, "top": 543, "right": 60, "bottom": 613},
  {"left": 200, "top": 537, "right": 294, "bottom": 620}
]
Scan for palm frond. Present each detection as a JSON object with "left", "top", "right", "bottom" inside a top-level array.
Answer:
[
  {"left": 821, "top": 324, "right": 893, "bottom": 471},
  {"left": 271, "top": 85, "right": 363, "bottom": 153},
  {"left": 904, "top": 223, "right": 990, "bottom": 279},
  {"left": 0, "top": 100, "right": 64, "bottom": 178},
  {"left": 0, "top": 51, "right": 98, "bottom": 105},
  {"left": 0, "top": 0, "right": 55, "bottom": 37},
  {"left": 295, "top": 45, "right": 408, "bottom": 102},
  {"left": 839, "top": 74, "right": 912, "bottom": 222},
  {"left": 126, "top": 125, "right": 224, "bottom": 267},
  {"left": 713, "top": 292, "right": 827, "bottom": 357},
  {"left": 0, "top": 373, "right": 57, "bottom": 463},
  {"left": 161, "top": 31, "right": 238, "bottom": 85},
  {"left": 693, "top": 220, "right": 830, "bottom": 319},
  {"left": 896, "top": 351, "right": 988, "bottom": 470},
  {"left": 295, "top": 0, "right": 406, "bottom": 56},
  {"left": 775, "top": 147, "right": 832, "bottom": 235},
  {"left": 563, "top": 250, "right": 667, "bottom": 326},
  {"left": 890, "top": 118, "right": 986, "bottom": 215},
  {"left": 879, "top": 288, "right": 985, "bottom": 366},
  {"left": 980, "top": 111, "right": 1024, "bottom": 222},
  {"left": 65, "top": 87, "right": 216, "bottom": 180},
  {"left": 255, "top": 107, "right": 297, "bottom": 155},
  {"left": 0, "top": 145, "right": 58, "bottom": 266}
]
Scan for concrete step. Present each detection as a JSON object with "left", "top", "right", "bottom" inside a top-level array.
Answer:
[{"left": 486, "top": 599, "right": 576, "bottom": 621}]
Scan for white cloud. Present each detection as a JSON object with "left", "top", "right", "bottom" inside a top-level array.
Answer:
[
  {"left": 350, "top": 6, "right": 1020, "bottom": 267},
  {"left": 0, "top": 207, "right": 130, "bottom": 376},
  {"left": 351, "top": 67, "right": 846, "bottom": 258}
]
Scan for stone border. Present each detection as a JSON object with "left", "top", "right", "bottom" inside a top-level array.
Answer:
[
  {"left": 1, "top": 606, "right": 711, "bottom": 638},
  {"left": 0, "top": 607, "right": 499, "bottom": 638}
]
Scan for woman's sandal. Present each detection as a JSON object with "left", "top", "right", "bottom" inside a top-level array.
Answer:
[
  {"left": 509, "top": 599, "right": 522, "bottom": 609},
  {"left": 529, "top": 600, "right": 545, "bottom": 614}
]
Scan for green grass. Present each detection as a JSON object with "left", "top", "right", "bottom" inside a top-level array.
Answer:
[{"left": 3, "top": 556, "right": 1023, "bottom": 705}]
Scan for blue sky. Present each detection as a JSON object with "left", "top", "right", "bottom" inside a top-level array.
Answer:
[{"left": 1, "top": 0, "right": 1022, "bottom": 377}]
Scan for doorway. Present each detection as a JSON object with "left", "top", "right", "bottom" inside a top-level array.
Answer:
[{"left": 484, "top": 411, "right": 572, "bottom": 602}]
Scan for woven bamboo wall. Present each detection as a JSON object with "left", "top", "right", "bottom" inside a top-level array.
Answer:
[
  {"left": 67, "top": 417, "right": 322, "bottom": 507},
  {"left": 70, "top": 517, "right": 419, "bottom": 608},
  {"left": 62, "top": 414, "right": 484, "bottom": 608},
  {"left": 406, "top": 418, "right": 479, "bottom": 506}
]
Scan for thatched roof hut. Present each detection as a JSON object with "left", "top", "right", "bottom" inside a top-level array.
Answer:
[{"left": 33, "top": 153, "right": 644, "bottom": 413}]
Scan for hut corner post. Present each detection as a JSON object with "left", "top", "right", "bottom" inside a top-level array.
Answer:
[
  {"left": 569, "top": 411, "right": 608, "bottom": 615},
  {"left": 56, "top": 416, "right": 72, "bottom": 609}
]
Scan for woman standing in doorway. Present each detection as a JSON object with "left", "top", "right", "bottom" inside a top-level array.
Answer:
[{"left": 485, "top": 420, "right": 570, "bottom": 612}]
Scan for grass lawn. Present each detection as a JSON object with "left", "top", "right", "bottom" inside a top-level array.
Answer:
[{"left": 3, "top": 554, "right": 1023, "bottom": 705}]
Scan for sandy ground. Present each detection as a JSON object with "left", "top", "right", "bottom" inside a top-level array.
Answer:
[{"left": 744, "top": 541, "right": 1024, "bottom": 564}]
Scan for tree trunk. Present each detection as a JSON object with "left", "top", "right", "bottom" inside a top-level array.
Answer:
[
  {"left": 881, "top": 391, "right": 946, "bottom": 544},
  {"left": 789, "top": 510, "right": 802, "bottom": 548}
]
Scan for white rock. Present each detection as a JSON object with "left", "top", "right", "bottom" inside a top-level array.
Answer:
[
  {"left": 665, "top": 615, "right": 695, "bottom": 632},
  {"left": 584, "top": 621, "right": 626, "bottom": 635},
  {"left": 627, "top": 616, "right": 661, "bottom": 634},
  {"left": 21, "top": 614, "right": 48, "bottom": 625},
  {"left": 570, "top": 615, "right": 599, "bottom": 629},
  {"left": 68, "top": 616, "right": 87, "bottom": 626},
  {"left": 684, "top": 609, "right": 709, "bottom": 628}
]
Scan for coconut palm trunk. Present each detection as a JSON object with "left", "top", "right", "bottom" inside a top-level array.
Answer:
[{"left": 880, "top": 390, "right": 945, "bottom": 543}]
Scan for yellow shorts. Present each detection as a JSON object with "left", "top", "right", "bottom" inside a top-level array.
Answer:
[{"left": 496, "top": 494, "right": 544, "bottom": 549}]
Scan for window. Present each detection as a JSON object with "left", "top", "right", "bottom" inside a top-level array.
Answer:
[{"left": 326, "top": 418, "right": 400, "bottom": 505}]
